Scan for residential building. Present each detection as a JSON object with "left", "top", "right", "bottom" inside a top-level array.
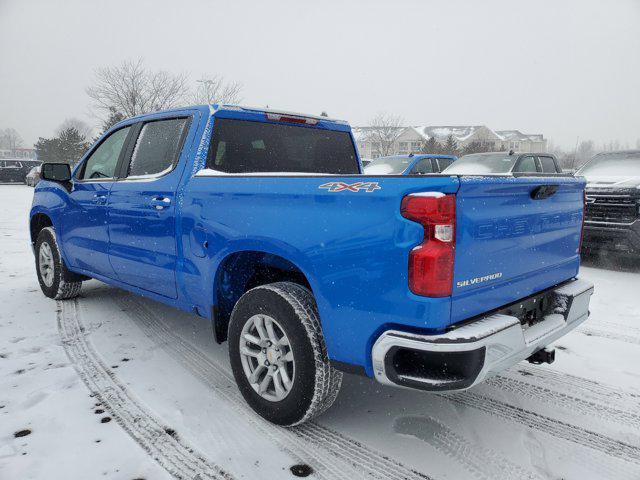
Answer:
[
  {"left": 495, "top": 130, "right": 547, "bottom": 153},
  {"left": 354, "top": 125, "right": 547, "bottom": 158},
  {"left": 0, "top": 148, "right": 37, "bottom": 159}
]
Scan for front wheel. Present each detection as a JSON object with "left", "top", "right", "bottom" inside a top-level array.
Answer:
[
  {"left": 35, "top": 227, "right": 82, "bottom": 300},
  {"left": 228, "top": 282, "right": 342, "bottom": 426}
]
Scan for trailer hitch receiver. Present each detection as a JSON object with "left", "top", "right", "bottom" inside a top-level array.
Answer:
[{"left": 527, "top": 347, "right": 555, "bottom": 365}]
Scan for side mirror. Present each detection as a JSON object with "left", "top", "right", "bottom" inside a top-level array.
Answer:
[{"left": 41, "top": 163, "right": 71, "bottom": 182}]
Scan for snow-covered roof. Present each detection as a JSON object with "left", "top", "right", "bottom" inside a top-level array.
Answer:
[
  {"left": 496, "top": 130, "right": 545, "bottom": 142},
  {"left": 411, "top": 125, "right": 504, "bottom": 142},
  {"left": 351, "top": 126, "right": 404, "bottom": 142}
]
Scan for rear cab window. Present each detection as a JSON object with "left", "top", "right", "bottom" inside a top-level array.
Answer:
[{"left": 206, "top": 118, "right": 359, "bottom": 174}]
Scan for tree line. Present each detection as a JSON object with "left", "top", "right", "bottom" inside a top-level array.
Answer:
[{"left": 28, "top": 58, "right": 243, "bottom": 164}]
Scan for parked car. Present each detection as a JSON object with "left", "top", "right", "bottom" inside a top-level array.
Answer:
[
  {"left": 30, "top": 105, "right": 593, "bottom": 426},
  {"left": 364, "top": 154, "right": 456, "bottom": 175},
  {"left": 360, "top": 158, "right": 373, "bottom": 167},
  {"left": 26, "top": 165, "right": 42, "bottom": 187},
  {"left": 0, "top": 159, "right": 41, "bottom": 183},
  {"left": 576, "top": 150, "right": 640, "bottom": 256},
  {"left": 442, "top": 151, "right": 562, "bottom": 175}
]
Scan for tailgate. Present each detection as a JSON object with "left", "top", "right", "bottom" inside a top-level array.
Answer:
[{"left": 451, "top": 175, "right": 585, "bottom": 323}]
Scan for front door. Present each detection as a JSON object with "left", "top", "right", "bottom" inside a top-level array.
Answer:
[
  {"left": 107, "top": 116, "right": 191, "bottom": 298},
  {"left": 61, "top": 126, "right": 132, "bottom": 278}
]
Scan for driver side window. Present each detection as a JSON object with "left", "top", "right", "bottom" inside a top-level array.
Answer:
[{"left": 79, "top": 127, "right": 130, "bottom": 180}]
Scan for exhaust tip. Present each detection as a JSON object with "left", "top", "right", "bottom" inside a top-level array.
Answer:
[{"left": 384, "top": 346, "right": 485, "bottom": 391}]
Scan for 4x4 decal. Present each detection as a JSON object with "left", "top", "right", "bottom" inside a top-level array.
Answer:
[{"left": 319, "top": 181, "right": 381, "bottom": 192}]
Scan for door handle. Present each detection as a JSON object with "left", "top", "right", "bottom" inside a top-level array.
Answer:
[
  {"left": 150, "top": 196, "right": 171, "bottom": 210},
  {"left": 93, "top": 194, "right": 107, "bottom": 205},
  {"left": 530, "top": 185, "right": 559, "bottom": 200}
]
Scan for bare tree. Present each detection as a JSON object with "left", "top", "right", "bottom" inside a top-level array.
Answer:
[
  {"left": 193, "top": 75, "right": 243, "bottom": 105},
  {"left": 57, "top": 118, "right": 93, "bottom": 141},
  {"left": 86, "top": 59, "right": 189, "bottom": 119},
  {"left": 577, "top": 140, "right": 595, "bottom": 163},
  {"left": 365, "top": 113, "right": 404, "bottom": 157},
  {"left": 0, "top": 128, "right": 24, "bottom": 150}
]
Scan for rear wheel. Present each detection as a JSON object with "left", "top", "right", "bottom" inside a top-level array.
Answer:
[
  {"left": 228, "top": 282, "right": 342, "bottom": 426},
  {"left": 35, "top": 227, "right": 82, "bottom": 300}
]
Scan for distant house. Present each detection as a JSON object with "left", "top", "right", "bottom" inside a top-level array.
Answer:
[
  {"left": 354, "top": 125, "right": 547, "bottom": 158},
  {"left": 0, "top": 148, "right": 37, "bottom": 160},
  {"left": 495, "top": 130, "right": 547, "bottom": 153}
]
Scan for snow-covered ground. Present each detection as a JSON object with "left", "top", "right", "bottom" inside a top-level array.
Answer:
[{"left": 1, "top": 184, "right": 639, "bottom": 480}]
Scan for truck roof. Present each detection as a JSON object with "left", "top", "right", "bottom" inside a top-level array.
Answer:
[
  {"left": 112, "top": 104, "right": 350, "bottom": 133},
  {"left": 463, "top": 151, "right": 555, "bottom": 157},
  {"left": 212, "top": 104, "right": 349, "bottom": 125},
  {"left": 377, "top": 153, "right": 457, "bottom": 160}
]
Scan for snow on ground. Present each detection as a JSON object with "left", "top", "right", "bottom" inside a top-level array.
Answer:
[{"left": 1, "top": 184, "right": 639, "bottom": 480}]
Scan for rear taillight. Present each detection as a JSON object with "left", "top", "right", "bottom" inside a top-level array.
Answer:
[{"left": 401, "top": 193, "right": 456, "bottom": 297}]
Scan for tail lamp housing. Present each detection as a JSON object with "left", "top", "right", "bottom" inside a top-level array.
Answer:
[{"left": 401, "top": 193, "right": 456, "bottom": 297}]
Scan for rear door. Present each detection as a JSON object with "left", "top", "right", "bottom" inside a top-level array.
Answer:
[
  {"left": 451, "top": 175, "right": 584, "bottom": 323},
  {"left": 107, "top": 115, "right": 193, "bottom": 298}
]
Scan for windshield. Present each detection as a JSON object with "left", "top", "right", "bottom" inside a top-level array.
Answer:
[
  {"left": 364, "top": 156, "right": 412, "bottom": 174},
  {"left": 577, "top": 151, "right": 640, "bottom": 177},
  {"left": 442, "top": 153, "right": 516, "bottom": 174}
]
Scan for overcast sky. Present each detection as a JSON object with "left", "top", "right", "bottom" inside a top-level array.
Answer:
[{"left": 1, "top": 0, "right": 638, "bottom": 149}]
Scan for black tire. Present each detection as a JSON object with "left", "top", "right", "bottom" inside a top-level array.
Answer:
[
  {"left": 228, "top": 282, "right": 342, "bottom": 426},
  {"left": 35, "top": 227, "right": 82, "bottom": 300}
]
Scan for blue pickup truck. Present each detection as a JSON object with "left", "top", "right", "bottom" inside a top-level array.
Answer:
[{"left": 30, "top": 105, "right": 593, "bottom": 426}]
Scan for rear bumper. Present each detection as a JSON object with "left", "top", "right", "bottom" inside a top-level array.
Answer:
[
  {"left": 583, "top": 220, "right": 640, "bottom": 254},
  {"left": 371, "top": 278, "right": 594, "bottom": 392}
]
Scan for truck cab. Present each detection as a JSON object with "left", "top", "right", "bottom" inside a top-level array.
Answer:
[
  {"left": 364, "top": 154, "right": 457, "bottom": 175},
  {"left": 442, "top": 151, "right": 562, "bottom": 175},
  {"left": 577, "top": 150, "right": 640, "bottom": 256}
]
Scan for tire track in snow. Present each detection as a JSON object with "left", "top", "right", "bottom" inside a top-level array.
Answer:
[
  {"left": 484, "top": 375, "right": 640, "bottom": 429},
  {"left": 116, "top": 294, "right": 434, "bottom": 480},
  {"left": 511, "top": 365, "right": 640, "bottom": 410},
  {"left": 591, "top": 319, "right": 640, "bottom": 336},
  {"left": 578, "top": 326, "right": 640, "bottom": 346},
  {"left": 394, "top": 416, "right": 545, "bottom": 480},
  {"left": 57, "top": 299, "right": 233, "bottom": 480},
  {"left": 445, "top": 391, "right": 640, "bottom": 466},
  {"left": 114, "top": 296, "right": 351, "bottom": 480}
]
